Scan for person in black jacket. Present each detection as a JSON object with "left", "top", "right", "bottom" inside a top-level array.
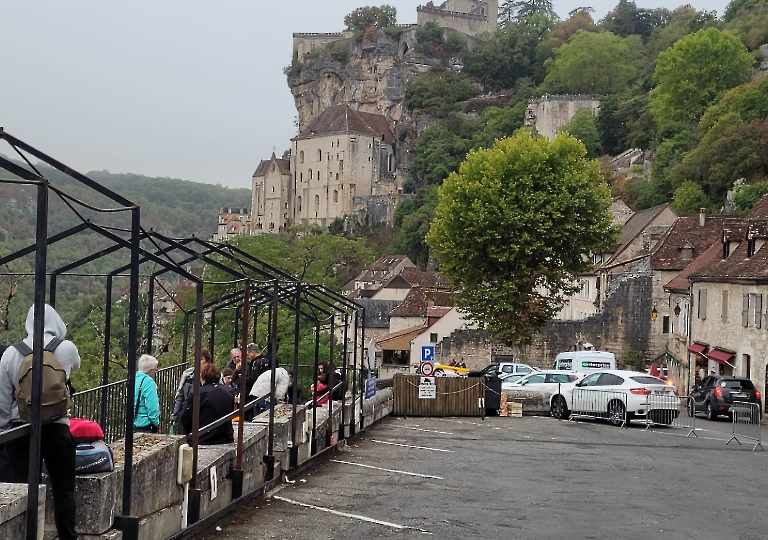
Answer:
[{"left": 181, "top": 363, "right": 234, "bottom": 445}]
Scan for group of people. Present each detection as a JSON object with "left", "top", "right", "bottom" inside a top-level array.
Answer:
[
  {"left": 449, "top": 357, "right": 467, "bottom": 368},
  {"left": 0, "top": 303, "right": 346, "bottom": 540}
]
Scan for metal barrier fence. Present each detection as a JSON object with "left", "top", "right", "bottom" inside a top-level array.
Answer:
[
  {"left": 568, "top": 388, "right": 628, "bottom": 427},
  {"left": 644, "top": 395, "right": 697, "bottom": 437},
  {"left": 726, "top": 402, "right": 764, "bottom": 451},
  {"left": 72, "top": 362, "right": 187, "bottom": 443}
]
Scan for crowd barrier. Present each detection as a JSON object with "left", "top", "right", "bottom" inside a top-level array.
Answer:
[
  {"left": 644, "top": 394, "right": 697, "bottom": 437},
  {"left": 568, "top": 388, "right": 628, "bottom": 427},
  {"left": 726, "top": 402, "right": 764, "bottom": 451}
]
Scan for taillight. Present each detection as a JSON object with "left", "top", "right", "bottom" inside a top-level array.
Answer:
[
  {"left": 715, "top": 387, "right": 722, "bottom": 397},
  {"left": 757, "top": 390, "right": 761, "bottom": 399},
  {"left": 630, "top": 388, "right": 652, "bottom": 395},
  {"left": 665, "top": 379, "right": 674, "bottom": 386}
]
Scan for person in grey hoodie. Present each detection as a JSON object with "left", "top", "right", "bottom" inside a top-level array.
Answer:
[{"left": 0, "top": 304, "right": 81, "bottom": 540}]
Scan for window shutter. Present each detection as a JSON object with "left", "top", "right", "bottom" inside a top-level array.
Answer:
[
  {"left": 698, "top": 289, "right": 707, "bottom": 320},
  {"left": 742, "top": 294, "right": 749, "bottom": 327},
  {"left": 756, "top": 295, "right": 762, "bottom": 329},
  {"left": 721, "top": 290, "right": 728, "bottom": 322}
]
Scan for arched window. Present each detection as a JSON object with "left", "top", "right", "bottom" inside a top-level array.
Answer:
[
  {"left": 309, "top": 169, "right": 313, "bottom": 180},
  {"left": 317, "top": 149, "right": 322, "bottom": 161},
  {"left": 314, "top": 195, "right": 320, "bottom": 212},
  {"left": 297, "top": 196, "right": 302, "bottom": 212},
  {"left": 300, "top": 172, "right": 303, "bottom": 182},
  {"left": 299, "top": 151, "right": 304, "bottom": 164},
  {"left": 388, "top": 154, "right": 394, "bottom": 172},
  {"left": 335, "top": 173, "right": 339, "bottom": 180},
  {"left": 333, "top": 190, "right": 338, "bottom": 203}
]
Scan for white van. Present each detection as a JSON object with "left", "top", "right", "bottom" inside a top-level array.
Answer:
[{"left": 553, "top": 351, "right": 616, "bottom": 373}]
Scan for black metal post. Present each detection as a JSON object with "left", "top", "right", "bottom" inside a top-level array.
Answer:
[
  {"left": 145, "top": 277, "right": 155, "bottom": 355},
  {"left": 326, "top": 314, "right": 335, "bottom": 448},
  {"left": 265, "top": 282, "right": 279, "bottom": 481},
  {"left": 101, "top": 275, "right": 113, "bottom": 428},
  {"left": 233, "top": 306, "right": 241, "bottom": 349},
  {"left": 310, "top": 321, "right": 320, "bottom": 455},
  {"left": 232, "top": 280, "right": 250, "bottom": 499},
  {"left": 25, "top": 179, "right": 48, "bottom": 540},
  {"left": 289, "top": 284, "right": 301, "bottom": 468},
  {"left": 188, "top": 283, "right": 204, "bottom": 524},
  {"left": 340, "top": 312, "right": 349, "bottom": 442},
  {"left": 49, "top": 273, "right": 57, "bottom": 308},
  {"left": 209, "top": 309, "right": 216, "bottom": 356}
]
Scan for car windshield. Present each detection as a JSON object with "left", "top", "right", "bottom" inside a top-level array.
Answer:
[
  {"left": 721, "top": 380, "right": 755, "bottom": 390},
  {"left": 630, "top": 376, "right": 665, "bottom": 385}
]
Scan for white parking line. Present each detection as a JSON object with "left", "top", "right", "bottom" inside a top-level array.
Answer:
[
  {"left": 371, "top": 439, "right": 454, "bottom": 452},
  {"left": 400, "top": 426, "right": 454, "bottom": 435},
  {"left": 331, "top": 459, "right": 443, "bottom": 479},
  {"left": 273, "top": 495, "right": 432, "bottom": 534}
]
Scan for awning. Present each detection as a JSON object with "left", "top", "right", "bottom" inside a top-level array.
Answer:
[
  {"left": 377, "top": 326, "right": 425, "bottom": 351},
  {"left": 687, "top": 342, "right": 709, "bottom": 355},
  {"left": 707, "top": 347, "right": 735, "bottom": 364}
]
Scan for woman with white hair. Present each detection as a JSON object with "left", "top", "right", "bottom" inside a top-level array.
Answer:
[{"left": 134, "top": 354, "right": 160, "bottom": 433}]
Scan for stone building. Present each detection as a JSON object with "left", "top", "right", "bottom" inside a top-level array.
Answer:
[
  {"left": 213, "top": 206, "right": 250, "bottom": 241},
  {"left": 524, "top": 94, "right": 602, "bottom": 139},
  {"left": 251, "top": 154, "right": 291, "bottom": 233},
  {"left": 417, "top": 0, "right": 498, "bottom": 36}
]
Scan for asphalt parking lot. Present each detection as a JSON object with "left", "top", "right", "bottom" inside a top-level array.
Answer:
[{"left": 202, "top": 414, "right": 768, "bottom": 540}]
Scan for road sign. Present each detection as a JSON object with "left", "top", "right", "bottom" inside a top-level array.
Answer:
[
  {"left": 420, "top": 376, "right": 435, "bottom": 385},
  {"left": 419, "top": 382, "right": 436, "bottom": 399},
  {"left": 420, "top": 361, "right": 435, "bottom": 377},
  {"left": 421, "top": 345, "right": 435, "bottom": 362},
  {"left": 364, "top": 377, "right": 377, "bottom": 399}
]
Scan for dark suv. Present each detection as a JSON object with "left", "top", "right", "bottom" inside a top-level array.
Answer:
[{"left": 690, "top": 375, "right": 762, "bottom": 420}]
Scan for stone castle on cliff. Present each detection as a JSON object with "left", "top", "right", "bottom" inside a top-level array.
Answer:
[{"left": 249, "top": 1, "right": 498, "bottom": 235}]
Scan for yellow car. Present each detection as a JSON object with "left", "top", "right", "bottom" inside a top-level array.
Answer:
[{"left": 433, "top": 363, "right": 470, "bottom": 376}]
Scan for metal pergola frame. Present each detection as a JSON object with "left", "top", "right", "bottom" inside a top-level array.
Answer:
[{"left": 0, "top": 129, "right": 365, "bottom": 540}]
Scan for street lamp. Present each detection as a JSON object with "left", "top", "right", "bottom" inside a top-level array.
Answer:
[{"left": 651, "top": 302, "right": 658, "bottom": 321}]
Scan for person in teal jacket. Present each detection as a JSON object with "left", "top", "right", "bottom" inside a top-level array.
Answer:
[{"left": 134, "top": 354, "right": 160, "bottom": 433}]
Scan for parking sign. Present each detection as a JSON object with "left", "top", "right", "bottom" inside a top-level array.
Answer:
[{"left": 421, "top": 345, "right": 435, "bottom": 362}]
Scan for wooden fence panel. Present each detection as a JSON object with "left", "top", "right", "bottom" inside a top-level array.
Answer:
[{"left": 393, "top": 374, "right": 485, "bottom": 417}]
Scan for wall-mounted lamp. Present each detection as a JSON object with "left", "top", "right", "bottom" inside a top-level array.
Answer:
[
  {"left": 651, "top": 302, "right": 658, "bottom": 320},
  {"left": 673, "top": 303, "right": 681, "bottom": 316}
]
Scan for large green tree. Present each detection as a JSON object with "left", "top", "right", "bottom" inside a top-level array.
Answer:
[
  {"left": 426, "top": 131, "right": 616, "bottom": 344},
  {"left": 543, "top": 31, "right": 637, "bottom": 94},
  {"left": 649, "top": 27, "right": 754, "bottom": 125},
  {"left": 344, "top": 5, "right": 397, "bottom": 31}
]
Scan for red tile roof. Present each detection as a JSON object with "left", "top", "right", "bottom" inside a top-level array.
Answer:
[
  {"left": 689, "top": 219, "right": 768, "bottom": 283},
  {"left": 651, "top": 215, "right": 731, "bottom": 271},
  {"left": 748, "top": 193, "right": 768, "bottom": 219}
]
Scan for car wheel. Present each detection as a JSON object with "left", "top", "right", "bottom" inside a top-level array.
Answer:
[
  {"left": 706, "top": 401, "right": 717, "bottom": 421},
  {"left": 608, "top": 400, "right": 626, "bottom": 427},
  {"left": 687, "top": 399, "right": 695, "bottom": 418},
  {"left": 551, "top": 396, "right": 569, "bottom": 420}
]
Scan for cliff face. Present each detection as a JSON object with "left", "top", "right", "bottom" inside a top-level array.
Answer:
[{"left": 287, "top": 31, "right": 434, "bottom": 131}]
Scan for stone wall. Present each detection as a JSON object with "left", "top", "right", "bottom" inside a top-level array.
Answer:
[
  {"left": 524, "top": 94, "right": 601, "bottom": 139},
  {"left": 527, "top": 275, "right": 654, "bottom": 367},
  {"left": 416, "top": 6, "right": 495, "bottom": 36}
]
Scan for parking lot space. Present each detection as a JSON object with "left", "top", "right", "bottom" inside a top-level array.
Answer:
[{"left": 203, "top": 415, "right": 768, "bottom": 540}]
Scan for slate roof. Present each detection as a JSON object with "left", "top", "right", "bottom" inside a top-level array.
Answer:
[
  {"left": 382, "top": 267, "right": 449, "bottom": 290},
  {"left": 253, "top": 153, "right": 291, "bottom": 177},
  {"left": 293, "top": 104, "right": 394, "bottom": 143},
  {"left": 748, "top": 193, "right": 768, "bottom": 219},
  {"left": 651, "top": 215, "right": 730, "bottom": 271},
  {"left": 390, "top": 287, "right": 455, "bottom": 318},
  {"left": 602, "top": 204, "right": 674, "bottom": 267},
  {"left": 354, "top": 299, "right": 401, "bottom": 328},
  {"left": 664, "top": 241, "right": 723, "bottom": 293},
  {"left": 689, "top": 219, "right": 768, "bottom": 283}
]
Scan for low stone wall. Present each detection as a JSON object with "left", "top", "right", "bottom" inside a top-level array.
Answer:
[{"left": 7, "top": 388, "right": 395, "bottom": 540}]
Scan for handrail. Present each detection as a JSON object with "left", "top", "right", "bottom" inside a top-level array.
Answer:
[
  {"left": 0, "top": 423, "right": 31, "bottom": 444},
  {"left": 195, "top": 393, "right": 268, "bottom": 438}
]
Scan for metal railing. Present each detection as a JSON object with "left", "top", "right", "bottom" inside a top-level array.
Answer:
[
  {"left": 726, "top": 402, "right": 764, "bottom": 451},
  {"left": 71, "top": 362, "right": 186, "bottom": 443},
  {"left": 644, "top": 394, "right": 697, "bottom": 437},
  {"left": 569, "top": 388, "right": 628, "bottom": 427}
]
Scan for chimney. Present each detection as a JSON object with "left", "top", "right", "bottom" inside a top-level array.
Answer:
[{"left": 699, "top": 208, "right": 706, "bottom": 227}]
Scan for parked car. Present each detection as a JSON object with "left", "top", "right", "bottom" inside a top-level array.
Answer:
[
  {"left": 503, "top": 370, "right": 580, "bottom": 392},
  {"left": 479, "top": 362, "right": 537, "bottom": 377},
  {"left": 551, "top": 370, "right": 678, "bottom": 426},
  {"left": 689, "top": 375, "right": 762, "bottom": 420},
  {"left": 433, "top": 364, "right": 469, "bottom": 376},
  {"left": 498, "top": 373, "right": 526, "bottom": 384}
]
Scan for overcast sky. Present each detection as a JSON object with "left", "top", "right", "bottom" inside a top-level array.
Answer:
[{"left": 1, "top": 1, "right": 729, "bottom": 190}]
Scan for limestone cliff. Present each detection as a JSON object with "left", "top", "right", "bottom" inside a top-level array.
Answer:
[{"left": 287, "top": 30, "right": 435, "bottom": 131}]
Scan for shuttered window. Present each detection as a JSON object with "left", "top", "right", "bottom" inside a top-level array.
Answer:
[
  {"left": 698, "top": 289, "right": 707, "bottom": 320},
  {"left": 753, "top": 294, "right": 762, "bottom": 329},
  {"left": 721, "top": 290, "right": 728, "bottom": 322},
  {"left": 742, "top": 293, "right": 749, "bottom": 327}
]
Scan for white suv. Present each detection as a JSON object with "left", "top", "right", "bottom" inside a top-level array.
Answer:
[{"left": 550, "top": 370, "right": 678, "bottom": 426}]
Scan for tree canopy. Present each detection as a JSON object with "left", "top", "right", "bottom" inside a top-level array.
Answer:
[
  {"left": 344, "top": 5, "right": 397, "bottom": 32},
  {"left": 426, "top": 131, "right": 616, "bottom": 344},
  {"left": 543, "top": 31, "right": 637, "bottom": 94},
  {"left": 650, "top": 27, "right": 754, "bottom": 125}
]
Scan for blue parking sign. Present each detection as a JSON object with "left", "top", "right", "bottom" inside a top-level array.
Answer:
[{"left": 421, "top": 345, "right": 434, "bottom": 362}]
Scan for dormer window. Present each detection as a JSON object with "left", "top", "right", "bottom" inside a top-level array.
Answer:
[
  {"left": 680, "top": 244, "right": 693, "bottom": 260},
  {"left": 723, "top": 241, "right": 730, "bottom": 258},
  {"left": 747, "top": 239, "right": 756, "bottom": 258}
]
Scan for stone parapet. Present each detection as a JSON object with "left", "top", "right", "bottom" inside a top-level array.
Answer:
[{"left": 0, "top": 483, "right": 45, "bottom": 540}]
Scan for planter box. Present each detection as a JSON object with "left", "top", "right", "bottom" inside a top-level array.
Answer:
[
  {"left": 0, "top": 483, "right": 45, "bottom": 540},
  {"left": 111, "top": 434, "right": 184, "bottom": 519}
]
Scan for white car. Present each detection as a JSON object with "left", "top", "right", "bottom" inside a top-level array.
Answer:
[
  {"left": 502, "top": 370, "right": 580, "bottom": 392},
  {"left": 551, "top": 370, "right": 678, "bottom": 426}
]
